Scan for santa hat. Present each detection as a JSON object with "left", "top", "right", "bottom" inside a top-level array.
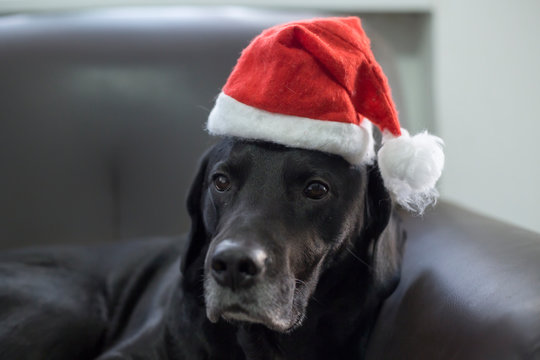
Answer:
[{"left": 207, "top": 17, "right": 444, "bottom": 214}]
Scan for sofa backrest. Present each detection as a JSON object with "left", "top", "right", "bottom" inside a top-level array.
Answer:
[
  {"left": 0, "top": 8, "right": 310, "bottom": 247},
  {"left": 0, "top": 7, "right": 400, "bottom": 249}
]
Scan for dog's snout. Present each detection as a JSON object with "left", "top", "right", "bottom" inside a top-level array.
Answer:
[{"left": 210, "top": 240, "right": 267, "bottom": 291}]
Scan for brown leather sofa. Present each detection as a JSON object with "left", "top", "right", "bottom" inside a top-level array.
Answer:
[{"left": 1, "top": 7, "right": 539, "bottom": 359}]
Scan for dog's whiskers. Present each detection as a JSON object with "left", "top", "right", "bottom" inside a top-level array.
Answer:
[
  {"left": 294, "top": 279, "right": 321, "bottom": 305},
  {"left": 346, "top": 247, "right": 372, "bottom": 270}
]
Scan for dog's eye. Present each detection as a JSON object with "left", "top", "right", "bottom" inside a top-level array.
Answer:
[
  {"left": 304, "top": 181, "right": 329, "bottom": 200},
  {"left": 213, "top": 174, "right": 231, "bottom": 192}
]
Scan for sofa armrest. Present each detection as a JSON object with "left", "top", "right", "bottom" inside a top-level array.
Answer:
[{"left": 366, "top": 201, "right": 540, "bottom": 359}]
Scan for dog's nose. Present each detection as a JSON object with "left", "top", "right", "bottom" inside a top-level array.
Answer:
[{"left": 210, "top": 240, "right": 267, "bottom": 291}]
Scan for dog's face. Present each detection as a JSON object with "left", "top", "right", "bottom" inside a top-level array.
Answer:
[{"left": 182, "top": 139, "right": 400, "bottom": 333}]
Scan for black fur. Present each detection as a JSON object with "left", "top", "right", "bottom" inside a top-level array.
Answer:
[{"left": 0, "top": 139, "right": 405, "bottom": 359}]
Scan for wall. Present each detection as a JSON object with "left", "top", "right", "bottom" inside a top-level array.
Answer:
[{"left": 433, "top": 0, "right": 540, "bottom": 233}]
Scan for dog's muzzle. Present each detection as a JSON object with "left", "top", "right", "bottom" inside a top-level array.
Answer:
[{"left": 204, "top": 239, "right": 298, "bottom": 332}]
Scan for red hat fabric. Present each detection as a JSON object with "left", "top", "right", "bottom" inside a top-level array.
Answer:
[
  {"left": 224, "top": 17, "right": 400, "bottom": 136},
  {"left": 207, "top": 17, "right": 444, "bottom": 213}
]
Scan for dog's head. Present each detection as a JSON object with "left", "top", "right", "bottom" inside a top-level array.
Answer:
[{"left": 181, "top": 138, "right": 403, "bottom": 332}]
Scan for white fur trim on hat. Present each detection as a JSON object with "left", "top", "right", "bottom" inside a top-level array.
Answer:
[
  {"left": 378, "top": 129, "right": 445, "bottom": 214},
  {"left": 207, "top": 93, "right": 375, "bottom": 165}
]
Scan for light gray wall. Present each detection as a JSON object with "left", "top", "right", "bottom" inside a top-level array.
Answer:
[{"left": 433, "top": 0, "right": 540, "bottom": 233}]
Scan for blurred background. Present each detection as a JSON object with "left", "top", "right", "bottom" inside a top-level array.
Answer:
[{"left": 0, "top": 0, "right": 538, "bottom": 248}]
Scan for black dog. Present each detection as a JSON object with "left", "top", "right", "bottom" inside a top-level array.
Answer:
[{"left": 0, "top": 138, "right": 404, "bottom": 359}]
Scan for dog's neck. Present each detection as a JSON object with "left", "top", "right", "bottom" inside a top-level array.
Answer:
[{"left": 171, "top": 251, "right": 380, "bottom": 360}]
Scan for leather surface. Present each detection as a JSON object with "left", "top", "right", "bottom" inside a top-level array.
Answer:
[
  {"left": 0, "top": 7, "right": 400, "bottom": 249},
  {"left": 366, "top": 202, "right": 540, "bottom": 359},
  {"left": 0, "top": 8, "right": 320, "bottom": 248}
]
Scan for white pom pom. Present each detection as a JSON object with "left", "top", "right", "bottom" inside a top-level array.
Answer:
[{"left": 377, "top": 130, "right": 445, "bottom": 214}]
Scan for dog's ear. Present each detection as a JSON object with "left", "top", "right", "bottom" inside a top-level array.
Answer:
[
  {"left": 181, "top": 150, "right": 211, "bottom": 281},
  {"left": 363, "top": 163, "right": 406, "bottom": 297}
]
